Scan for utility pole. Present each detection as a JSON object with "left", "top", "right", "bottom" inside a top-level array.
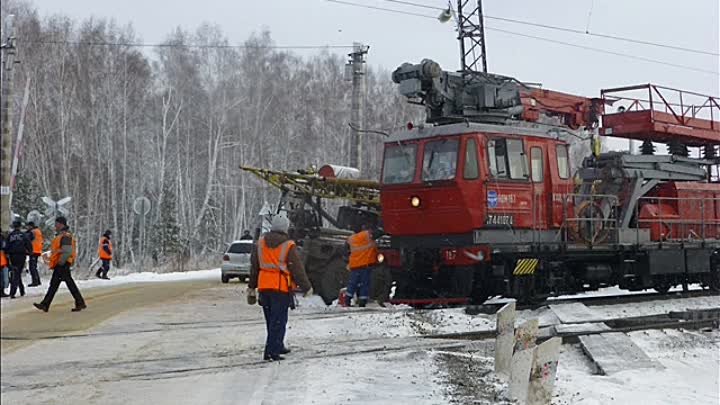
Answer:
[
  {"left": 457, "top": 0, "right": 488, "bottom": 74},
  {"left": 1, "top": 14, "right": 17, "bottom": 229},
  {"left": 346, "top": 42, "right": 368, "bottom": 171}
]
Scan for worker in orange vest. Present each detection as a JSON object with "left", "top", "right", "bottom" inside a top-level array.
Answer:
[
  {"left": 248, "top": 215, "right": 313, "bottom": 361},
  {"left": 343, "top": 223, "right": 382, "bottom": 307},
  {"left": 0, "top": 234, "right": 9, "bottom": 298},
  {"left": 34, "top": 217, "right": 86, "bottom": 312},
  {"left": 26, "top": 222, "right": 44, "bottom": 287},
  {"left": 95, "top": 230, "right": 113, "bottom": 280}
]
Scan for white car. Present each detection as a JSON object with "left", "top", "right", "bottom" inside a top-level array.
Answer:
[{"left": 221, "top": 240, "right": 254, "bottom": 283}]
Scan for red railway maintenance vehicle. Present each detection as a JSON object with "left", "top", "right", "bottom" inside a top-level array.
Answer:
[{"left": 379, "top": 59, "right": 720, "bottom": 305}]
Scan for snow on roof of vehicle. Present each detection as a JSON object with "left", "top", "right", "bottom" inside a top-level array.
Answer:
[{"left": 230, "top": 240, "right": 254, "bottom": 245}]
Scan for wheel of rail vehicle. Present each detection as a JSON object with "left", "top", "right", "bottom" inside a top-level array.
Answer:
[
  {"left": 469, "top": 268, "right": 493, "bottom": 304},
  {"left": 653, "top": 284, "right": 671, "bottom": 294},
  {"left": 652, "top": 275, "right": 673, "bottom": 294}
]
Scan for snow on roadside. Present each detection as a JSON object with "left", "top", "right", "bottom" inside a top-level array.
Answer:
[
  {"left": 588, "top": 295, "right": 719, "bottom": 320},
  {"left": 555, "top": 329, "right": 720, "bottom": 405},
  {"left": 0, "top": 268, "right": 220, "bottom": 309}
]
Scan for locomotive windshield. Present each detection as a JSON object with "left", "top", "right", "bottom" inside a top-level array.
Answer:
[
  {"left": 382, "top": 144, "right": 417, "bottom": 184},
  {"left": 422, "top": 139, "right": 459, "bottom": 181}
]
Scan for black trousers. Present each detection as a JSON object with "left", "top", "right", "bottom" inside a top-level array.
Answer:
[
  {"left": 28, "top": 254, "right": 41, "bottom": 285},
  {"left": 9, "top": 255, "right": 26, "bottom": 297},
  {"left": 40, "top": 264, "right": 85, "bottom": 308},
  {"left": 97, "top": 259, "right": 111, "bottom": 277},
  {"left": 259, "top": 292, "right": 291, "bottom": 357}
]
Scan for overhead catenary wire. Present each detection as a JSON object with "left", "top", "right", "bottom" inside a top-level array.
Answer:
[
  {"left": 327, "top": 0, "right": 437, "bottom": 19},
  {"left": 327, "top": 0, "right": 719, "bottom": 75},
  {"left": 23, "top": 39, "right": 354, "bottom": 50},
  {"left": 489, "top": 27, "right": 719, "bottom": 76},
  {"left": 376, "top": 0, "right": 719, "bottom": 56}
]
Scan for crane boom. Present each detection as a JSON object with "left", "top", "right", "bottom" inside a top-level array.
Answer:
[{"left": 240, "top": 166, "right": 381, "bottom": 209}]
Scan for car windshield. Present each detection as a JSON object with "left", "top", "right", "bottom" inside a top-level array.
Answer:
[
  {"left": 228, "top": 243, "right": 252, "bottom": 254},
  {"left": 382, "top": 144, "right": 417, "bottom": 184},
  {"left": 422, "top": 139, "right": 459, "bottom": 181}
]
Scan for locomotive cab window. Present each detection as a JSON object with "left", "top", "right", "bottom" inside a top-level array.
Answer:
[
  {"left": 488, "top": 138, "right": 528, "bottom": 180},
  {"left": 422, "top": 139, "right": 459, "bottom": 181},
  {"left": 556, "top": 144, "right": 570, "bottom": 179},
  {"left": 464, "top": 138, "right": 479, "bottom": 179},
  {"left": 530, "top": 147, "right": 543, "bottom": 182},
  {"left": 382, "top": 144, "right": 417, "bottom": 184}
]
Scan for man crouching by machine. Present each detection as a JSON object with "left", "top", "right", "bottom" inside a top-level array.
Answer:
[{"left": 247, "top": 215, "right": 313, "bottom": 361}]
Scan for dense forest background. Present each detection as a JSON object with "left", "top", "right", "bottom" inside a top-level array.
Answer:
[{"left": 1, "top": 0, "right": 422, "bottom": 269}]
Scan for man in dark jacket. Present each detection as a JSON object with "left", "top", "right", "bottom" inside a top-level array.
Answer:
[
  {"left": 6, "top": 220, "right": 31, "bottom": 298},
  {"left": 248, "top": 216, "right": 313, "bottom": 361},
  {"left": 240, "top": 230, "right": 253, "bottom": 240}
]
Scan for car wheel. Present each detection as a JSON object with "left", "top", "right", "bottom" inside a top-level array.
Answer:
[{"left": 221, "top": 274, "right": 229, "bottom": 284}]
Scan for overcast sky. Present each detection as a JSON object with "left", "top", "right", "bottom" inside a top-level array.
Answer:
[{"left": 31, "top": 0, "right": 718, "bottom": 98}]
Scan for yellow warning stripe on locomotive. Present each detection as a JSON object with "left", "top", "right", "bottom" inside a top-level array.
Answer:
[{"left": 513, "top": 258, "right": 539, "bottom": 276}]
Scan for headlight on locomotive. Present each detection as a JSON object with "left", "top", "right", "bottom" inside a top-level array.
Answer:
[
  {"left": 377, "top": 253, "right": 385, "bottom": 263},
  {"left": 410, "top": 196, "right": 421, "bottom": 208}
]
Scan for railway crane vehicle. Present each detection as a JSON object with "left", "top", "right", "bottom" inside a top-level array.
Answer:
[{"left": 381, "top": 61, "right": 720, "bottom": 305}]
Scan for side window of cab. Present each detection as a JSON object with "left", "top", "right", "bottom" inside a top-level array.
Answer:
[{"left": 488, "top": 138, "right": 528, "bottom": 180}]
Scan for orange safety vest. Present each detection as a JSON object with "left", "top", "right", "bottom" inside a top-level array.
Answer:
[
  {"left": 98, "top": 236, "right": 112, "bottom": 260},
  {"left": 348, "top": 230, "right": 378, "bottom": 270},
  {"left": 49, "top": 230, "right": 77, "bottom": 269},
  {"left": 0, "top": 250, "right": 7, "bottom": 268},
  {"left": 257, "top": 237, "right": 296, "bottom": 293},
  {"left": 31, "top": 228, "right": 44, "bottom": 255}
]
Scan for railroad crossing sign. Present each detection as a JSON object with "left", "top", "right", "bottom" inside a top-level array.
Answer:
[
  {"left": 41, "top": 196, "right": 71, "bottom": 226},
  {"left": 258, "top": 201, "right": 273, "bottom": 234},
  {"left": 133, "top": 196, "right": 151, "bottom": 216}
]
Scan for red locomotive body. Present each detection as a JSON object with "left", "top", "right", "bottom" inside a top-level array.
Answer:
[
  {"left": 639, "top": 182, "right": 720, "bottom": 241},
  {"left": 383, "top": 64, "right": 720, "bottom": 304}
]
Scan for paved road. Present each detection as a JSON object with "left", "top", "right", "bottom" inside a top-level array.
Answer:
[{"left": 0, "top": 277, "right": 447, "bottom": 405}]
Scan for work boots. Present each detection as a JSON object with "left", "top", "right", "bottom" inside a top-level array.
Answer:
[{"left": 358, "top": 299, "right": 367, "bottom": 308}]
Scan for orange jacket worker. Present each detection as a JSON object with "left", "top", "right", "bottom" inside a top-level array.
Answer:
[
  {"left": 34, "top": 217, "right": 86, "bottom": 313},
  {"left": 343, "top": 223, "right": 382, "bottom": 307},
  {"left": 26, "top": 221, "right": 44, "bottom": 287},
  {"left": 248, "top": 216, "right": 312, "bottom": 361},
  {"left": 96, "top": 230, "right": 113, "bottom": 280}
]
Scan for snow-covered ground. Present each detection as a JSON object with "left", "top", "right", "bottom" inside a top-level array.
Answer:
[
  {"left": 0, "top": 267, "right": 220, "bottom": 304},
  {"left": 2, "top": 269, "right": 719, "bottom": 404},
  {"left": 556, "top": 329, "right": 720, "bottom": 405}
]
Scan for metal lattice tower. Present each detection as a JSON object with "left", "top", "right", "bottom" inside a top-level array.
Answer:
[{"left": 456, "top": 0, "right": 488, "bottom": 74}]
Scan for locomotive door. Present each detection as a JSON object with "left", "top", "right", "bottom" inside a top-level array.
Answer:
[
  {"left": 527, "top": 142, "right": 548, "bottom": 231},
  {"left": 485, "top": 137, "right": 533, "bottom": 229}
]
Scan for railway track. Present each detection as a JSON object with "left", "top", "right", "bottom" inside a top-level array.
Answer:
[
  {"left": 466, "top": 288, "right": 720, "bottom": 314},
  {"left": 426, "top": 307, "right": 720, "bottom": 342}
]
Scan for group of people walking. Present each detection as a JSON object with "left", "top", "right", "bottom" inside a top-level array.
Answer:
[
  {"left": 1, "top": 216, "right": 114, "bottom": 313},
  {"left": 1, "top": 220, "right": 45, "bottom": 298}
]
